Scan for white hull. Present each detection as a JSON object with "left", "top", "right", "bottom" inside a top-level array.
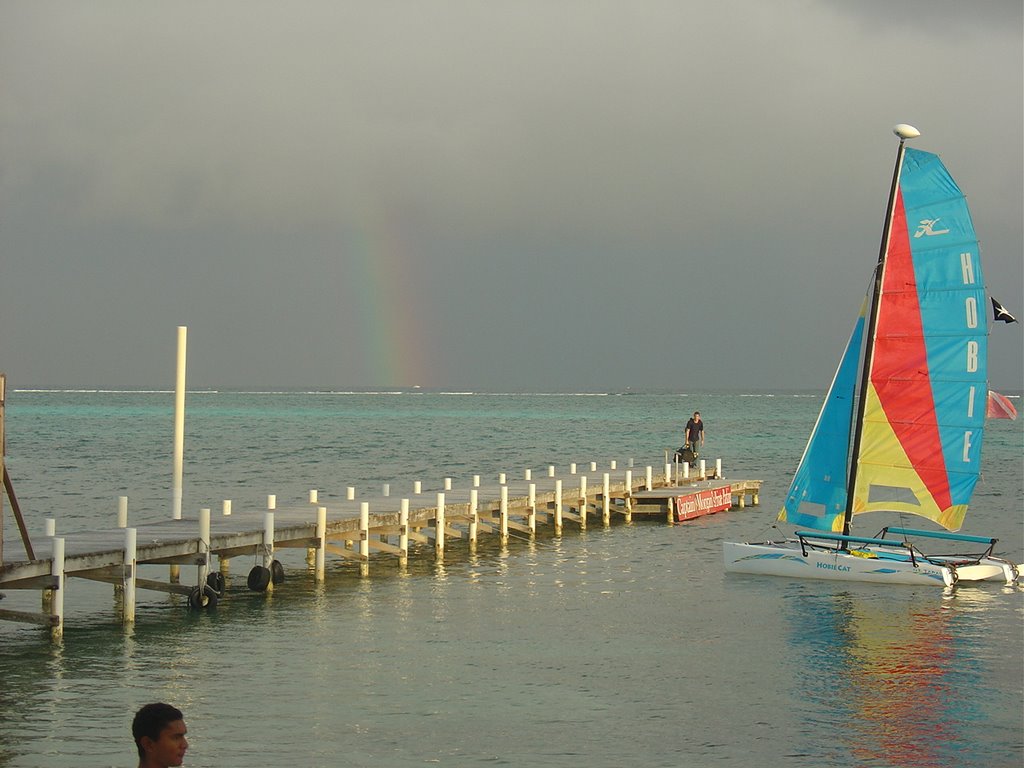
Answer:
[{"left": 723, "top": 541, "right": 1020, "bottom": 587}]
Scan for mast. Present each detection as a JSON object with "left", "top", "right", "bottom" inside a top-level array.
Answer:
[{"left": 843, "top": 124, "right": 920, "bottom": 536}]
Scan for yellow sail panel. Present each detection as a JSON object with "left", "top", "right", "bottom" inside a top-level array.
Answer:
[{"left": 851, "top": 383, "right": 968, "bottom": 530}]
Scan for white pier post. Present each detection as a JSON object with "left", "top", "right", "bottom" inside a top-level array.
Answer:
[
  {"left": 664, "top": 462, "right": 671, "bottom": 485},
  {"left": 469, "top": 490, "right": 479, "bottom": 546},
  {"left": 527, "top": 483, "right": 536, "bottom": 534},
  {"left": 578, "top": 475, "right": 588, "bottom": 530},
  {"left": 382, "top": 483, "right": 390, "bottom": 497},
  {"left": 41, "top": 519, "right": 56, "bottom": 612},
  {"left": 581, "top": 475, "right": 589, "bottom": 528},
  {"left": 117, "top": 496, "right": 128, "bottom": 528},
  {"left": 414, "top": 480, "right": 422, "bottom": 495},
  {"left": 500, "top": 485, "right": 509, "bottom": 542},
  {"left": 683, "top": 462, "right": 690, "bottom": 480},
  {"left": 624, "top": 469, "right": 633, "bottom": 522},
  {"left": 359, "top": 502, "right": 370, "bottom": 561},
  {"left": 548, "top": 465, "right": 555, "bottom": 477},
  {"left": 123, "top": 527, "right": 137, "bottom": 624},
  {"left": 570, "top": 463, "right": 577, "bottom": 475},
  {"left": 309, "top": 489, "right": 318, "bottom": 504},
  {"left": 399, "top": 499, "right": 410, "bottom": 561},
  {"left": 473, "top": 475, "right": 480, "bottom": 488},
  {"left": 50, "top": 537, "right": 65, "bottom": 641},
  {"left": 444, "top": 477, "right": 452, "bottom": 490},
  {"left": 435, "top": 492, "right": 445, "bottom": 555},
  {"left": 347, "top": 486, "right": 356, "bottom": 501},
  {"left": 498, "top": 472, "right": 506, "bottom": 485},
  {"left": 172, "top": 326, "right": 187, "bottom": 521},
  {"left": 263, "top": 511, "right": 275, "bottom": 593},
  {"left": 646, "top": 466, "right": 653, "bottom": 491},
  {"left": 306, "top": 493, "right": 318, "bottom": 565},
  {"left": 220, "top": 500, "right": 233, "bottom": 576},
  {"left": 602, "top": 473, "right": 611, "bottom": 527},
  {"left": 524, "top": 468, "right": 532, "bottom": 481},
  {"left": 554, "top": 479, "right": 563, "bottom": 535},
  {"left": 315, "top": 506, "right": 327, "bottom": 582},
  {"left": 700, "top": 459, "right": 706, "bottom": 479},
  {"left": 716, "top": 458, "right": 723, "bottom": 478},
  {"left": 590, "top": 462, "right": 597, "bottom": 472},
  {"left": 197, "top": 508, "right": 211, "bottom": 600},
  {"left": 610, "top": 460, "right": 617, "bottom": 470}
]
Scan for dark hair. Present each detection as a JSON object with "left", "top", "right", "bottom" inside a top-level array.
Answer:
[{"left": 132, "top": 703, "right": 183, "bottom": 759}]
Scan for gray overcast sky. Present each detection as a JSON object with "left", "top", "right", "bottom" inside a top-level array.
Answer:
[{"left": 1, "top": 1, "right": 1021, "bottom": 391}]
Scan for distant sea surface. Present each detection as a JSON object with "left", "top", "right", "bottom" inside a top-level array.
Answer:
[{"left": 1, "top": 390, "right": 1021, "bottom": 767}]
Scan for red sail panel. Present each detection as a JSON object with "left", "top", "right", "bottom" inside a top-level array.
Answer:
[{"left": 869, "top": 188, "right": 952, "bottom": 511}]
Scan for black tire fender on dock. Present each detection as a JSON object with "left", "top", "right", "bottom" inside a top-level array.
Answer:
[
  {"left": 271, "top": 559, "right": 285, "bottom": 585},
  {"left": 247, "top": 565, "right": 272, "bottom": 592},
  {"left": 188, "top": 584, "right": 219, "bottom": 611},
  {"left": 206, "top": 571, "right": 225, "bottom": 596}
]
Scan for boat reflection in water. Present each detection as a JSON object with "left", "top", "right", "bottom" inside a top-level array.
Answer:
[{"left": 784, "top": 586, "right": 1008, "bottom": 767}]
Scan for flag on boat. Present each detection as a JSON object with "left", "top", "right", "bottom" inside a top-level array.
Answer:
[
  {"left": 990, "top": 297, "right": 1017, "bottom": 323},
  {"left": 986, "top": 391, "right": 1018, "bottom": 420}
]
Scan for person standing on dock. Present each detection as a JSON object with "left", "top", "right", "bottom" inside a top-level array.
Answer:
[
  {"left": 684, "top": 411, "right": 704, "bottom": 458},
  {"left": 132, "top": 703, "right": 189, "bottom": 768}
]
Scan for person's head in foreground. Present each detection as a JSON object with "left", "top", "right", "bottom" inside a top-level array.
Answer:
[{"left": 132, "top": 703, "right": 188, "bottom": 768}]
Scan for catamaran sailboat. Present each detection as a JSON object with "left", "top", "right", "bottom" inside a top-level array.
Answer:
[{"left": 723, "top": 125, "right": 1021, "bottom": 588}]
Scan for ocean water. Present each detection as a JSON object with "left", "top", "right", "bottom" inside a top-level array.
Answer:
[{"left": 0, "top": 390, "right": 1021, "bottom": 767}]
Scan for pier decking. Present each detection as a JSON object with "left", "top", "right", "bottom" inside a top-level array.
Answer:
[{"left": 1, "top": 460, "right": 761, "bottom": 639}]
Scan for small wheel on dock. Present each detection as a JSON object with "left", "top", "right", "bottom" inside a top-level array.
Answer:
[
  {"left": 271, "top": 559, "right": 285, "bottom": 585},
  {"left": 188, "top": 584, "right": 219, "bottom": 611},
  {"left": 247, "top": 565, "right": 272, "bottom": 592},
  {"left": 206, "top": 571, "right": 225, "bottom": 596}
]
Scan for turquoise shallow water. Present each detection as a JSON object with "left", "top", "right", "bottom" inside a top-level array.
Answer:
[{"left": 1, "top": 390, "right": 1022, "bottom": 767}]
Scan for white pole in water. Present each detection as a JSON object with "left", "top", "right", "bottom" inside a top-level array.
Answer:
[
  {"left": 602, "top": 473, "right": 611, "bottom": 526},
  {"left": 50, "top": 537, "right": 65, "bottom": 641},
  {"left": 359, "top": 502, "right": 370, "bottom": 561},
  {"left": 435, "top": 492, "right": 445, "bottom": 555},
  {"left": 117, "top": 496, "right": 128, "bottom": 528},
  {"left": 309, "top": 489, "right": 318, "bottom": 504},
  {"left": 469, "top": 490, "right": 479, "bottom": 545},
  {"left": 527, "top": 483, "right": 536, "bottom": 534},
  {"left": 315, "top": 506, "right": 327, "bottom": 582},
  {"left": 123, "top": 527, "right": 137, "bottom": 624},
  {"left": 198, "top": 508, "right": 211, "bottom": 595},
  {"left": 172, "top": 326, "right": 187, "bottom": 520},
  {"left": 222, "top": 499, "right": 232, "bottom": 516},
  {"left": 500, "top": 485, "right": 509, "bottom": 541},
  {"left": 578, "top": 475, "right": 588, "bottom": 530},
  {"left": 554, "top": 479, "right": 563, "bottom": 534},
  {"left": 399, "top": 499, "right": 410, "bottom": 560},
  {"left": 263, "top": 511, "right": 275, "bottom": 592}
]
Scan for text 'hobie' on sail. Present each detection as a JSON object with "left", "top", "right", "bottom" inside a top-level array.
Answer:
[{"left": 723, "top": 124, "right": 1021, "bottom": 588}]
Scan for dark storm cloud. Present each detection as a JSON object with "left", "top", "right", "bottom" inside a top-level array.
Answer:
[{"left": 1, "top": 1, "right": 1020, "bottom": 390}]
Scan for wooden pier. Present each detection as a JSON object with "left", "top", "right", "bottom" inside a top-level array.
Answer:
[{"left": 0, "top": 459, "right": 761, "bottom": 639}]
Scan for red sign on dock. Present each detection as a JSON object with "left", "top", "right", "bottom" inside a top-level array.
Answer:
[{"left": 675, "top": 485, "right": 732, "bottom": 522}]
